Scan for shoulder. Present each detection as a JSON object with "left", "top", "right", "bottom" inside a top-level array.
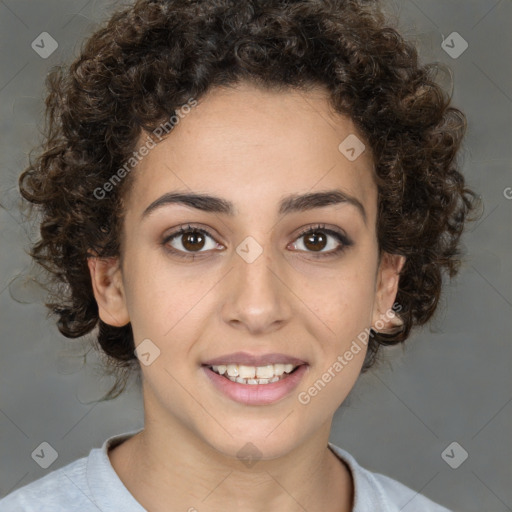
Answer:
[
  {"left": 0, "top": 429, "right": 144, "bottom": 512},
  {"left": 328, "top": 443, "right": 453, "bottom": 512},
  {"left": 0, "top": 455, "right": 94, "bottom": 512},
  {"left": 370, "top": 471, "right": 452, "bottom": 512}
]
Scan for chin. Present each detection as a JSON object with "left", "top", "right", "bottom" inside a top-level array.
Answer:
[{"left": 199, "top": 419, "right": 308, "bottom": 463}]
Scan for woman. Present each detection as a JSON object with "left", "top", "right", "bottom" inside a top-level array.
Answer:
[{"left": 0, "top": 0, "right": 478, "bottom": 510}]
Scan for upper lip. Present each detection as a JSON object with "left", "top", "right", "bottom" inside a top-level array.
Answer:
[{"left": 202, "top": 352, "right": 307, "bottom": 367}]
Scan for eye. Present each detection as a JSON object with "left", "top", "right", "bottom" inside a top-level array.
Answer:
[
  {"left": 161, "top": 223, "right": 352, "bottom": 260},
  {"left": 290, "top": 224, "right": 352, "bottom": 258},
  {"left": 162, "top": 224, "right": 222, "bottom": 258}
]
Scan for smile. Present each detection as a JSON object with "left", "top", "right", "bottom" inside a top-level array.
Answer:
[
  {"left": 202, "top": 363, "right": 308, "bottom": 405},
  {"left": 209, "top": 363, "right": 299, "bottom": 385}
]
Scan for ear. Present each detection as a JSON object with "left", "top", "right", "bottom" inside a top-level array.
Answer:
[
  {"left": 87, "top": 256, "right": 130, "bottom": 327},
  {"left": 371, "top": 252, "right": 406, "bottom": 333}
]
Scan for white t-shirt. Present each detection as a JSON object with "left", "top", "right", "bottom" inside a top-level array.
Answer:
[{"left": 0, "top": 429, "right": 452, "bottom": 511}]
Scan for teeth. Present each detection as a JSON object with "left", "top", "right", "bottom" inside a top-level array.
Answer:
[
  {"left": 239, "top": 365, "right": 256, "bottom": 379},
  {"left": 256, "top": 365, "right": 274, "bottom": 379},
  {"left": 210, "top": 363, "right": 299, "bottom": 384},
  {"left": 226, "top": 364, "right": 239, "bottom": 377},
  {"left": 273, "top": 364, "right": 285, "bottom": 376}
]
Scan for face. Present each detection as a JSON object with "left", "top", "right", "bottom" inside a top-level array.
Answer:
[{"left": 90, "top": 81, "right": 404, "bottom": 460}]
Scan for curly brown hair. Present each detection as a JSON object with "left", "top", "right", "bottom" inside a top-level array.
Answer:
[{"left": 19, "top": 0, "right": 480, "bottom": 399}]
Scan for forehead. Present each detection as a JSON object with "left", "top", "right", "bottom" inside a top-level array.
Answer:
[{"left": 126, "top": 81, "right": 376, "bottom": 220}]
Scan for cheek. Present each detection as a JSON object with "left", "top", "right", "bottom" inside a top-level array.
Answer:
[
  {"left": 122, "top": 252, "right": 224, "bottom": 363},
  {"left": 294, "top": 258, "right": 377, "bottom": 340},
  {"left": 295, "top": 270, "right": 375, "bottom": 411},
  {"left": 121, "top": 252, "right": 184, "bottom": 338}
]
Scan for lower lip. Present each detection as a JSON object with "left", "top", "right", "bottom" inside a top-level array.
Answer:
[{"left": 202, "top": 364, "right": 308, "bottom": 405}]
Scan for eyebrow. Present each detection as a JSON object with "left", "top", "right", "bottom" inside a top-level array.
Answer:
[{"left": 141, "top": 189, "right": 367, "bottom": 223}]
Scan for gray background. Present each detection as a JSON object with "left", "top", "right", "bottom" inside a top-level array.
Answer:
[{"left": 0, "top": 1, "right": 511, "bottom": 510}]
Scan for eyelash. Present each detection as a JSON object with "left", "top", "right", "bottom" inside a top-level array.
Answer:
[{"left": 161, "top": 223, "right": 353, "bottom": 260}]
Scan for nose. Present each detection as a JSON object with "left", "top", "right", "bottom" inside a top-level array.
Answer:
[{"left": 221, "top": 243, "right": 292, "bottom": 335}]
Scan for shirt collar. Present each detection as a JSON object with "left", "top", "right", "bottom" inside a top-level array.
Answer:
[
  {"left": 328, "top": 441, "right": 390, "bottom": 512},
  {"left": 86, "top": 428, "right": 146, "bottom": 512}
]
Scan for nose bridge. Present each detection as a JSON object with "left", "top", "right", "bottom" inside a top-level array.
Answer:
[{"left": 221, "top": 236, "right": 291, "bottom": 333}]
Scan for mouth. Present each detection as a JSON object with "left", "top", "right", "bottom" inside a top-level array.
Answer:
[
  {"left": 201, "top": 352, "right": 309, "bottom": 405},
  {"left": 206, "top": 363, "right": 302, "bottom": 385}
]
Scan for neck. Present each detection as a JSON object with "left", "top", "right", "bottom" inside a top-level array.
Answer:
[{"left": 109, "top": 394, "right": 353, "bottom": 512}]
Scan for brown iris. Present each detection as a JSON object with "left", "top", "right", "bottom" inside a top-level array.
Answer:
[
  {"left": 303, "top": 231, "right": 327, "bottom": 252},
  {"left": 182, "top": 230, "right": 206, "bottom": 251}
]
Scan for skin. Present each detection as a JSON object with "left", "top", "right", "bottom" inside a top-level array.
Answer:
[{"left": 88, "top": 81, "right": 405, "bottom": 512}]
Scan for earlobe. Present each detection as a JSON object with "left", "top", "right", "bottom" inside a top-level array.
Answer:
[
  {"left": 372, "top": 252, "right": 406, "bottom": 333},
  {"left": 87, "top": 256, "right": 130, "bottom": 327}
]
